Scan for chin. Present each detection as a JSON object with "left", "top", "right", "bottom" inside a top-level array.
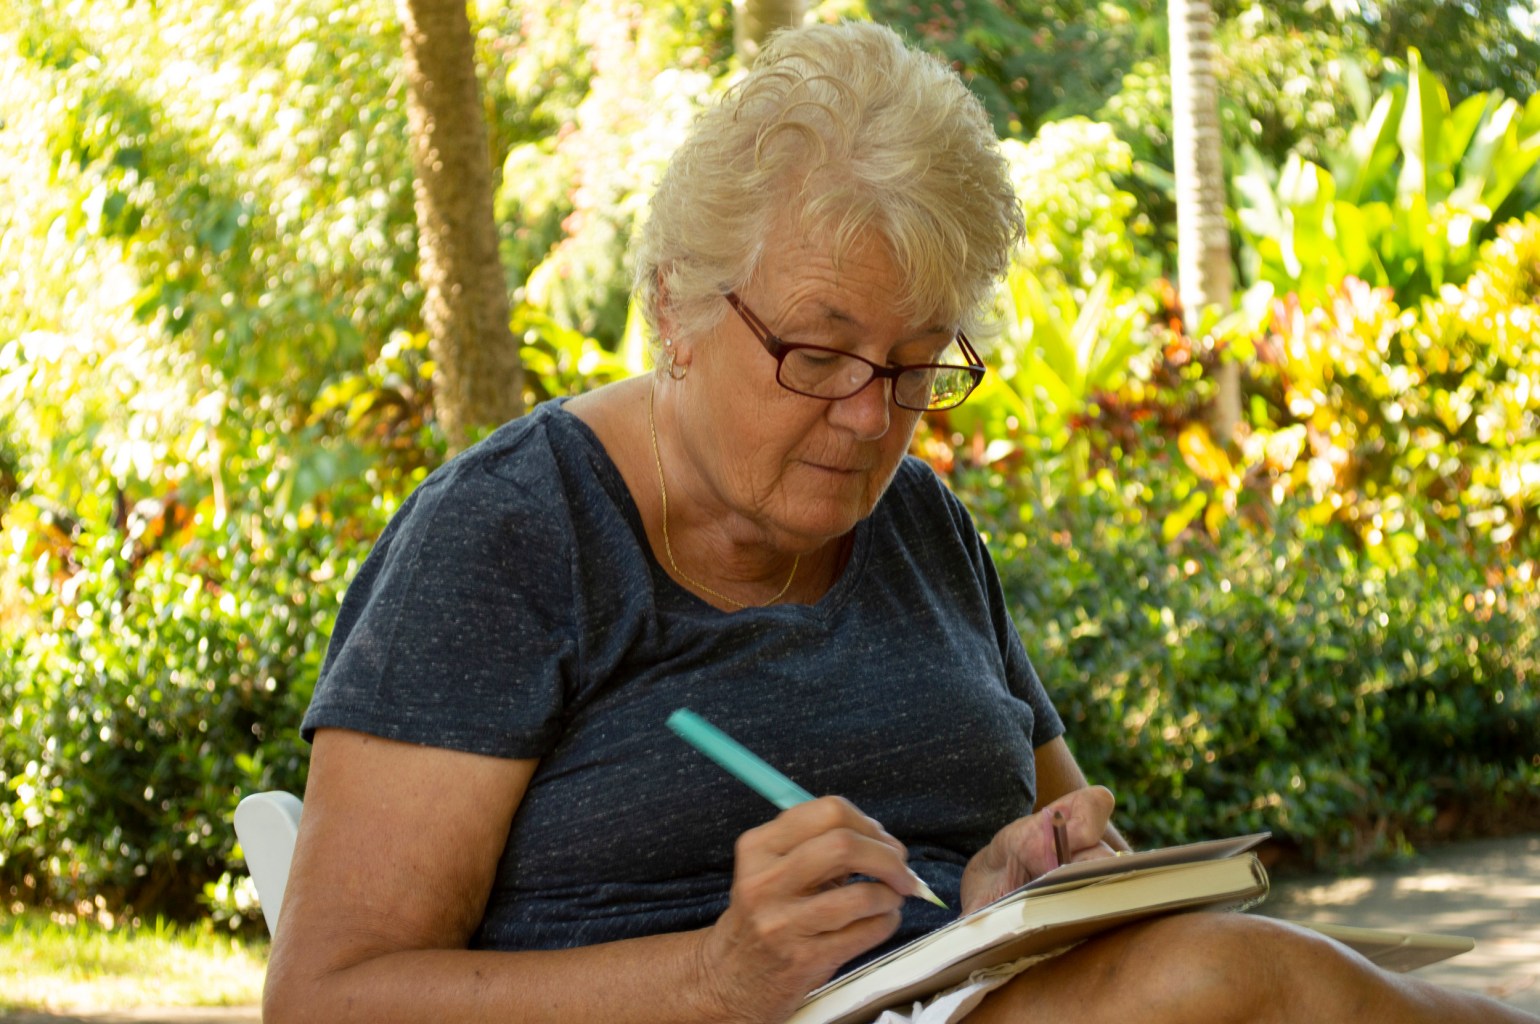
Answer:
[
  {"left": 778, "top": 461, "right": 897, "bottom": 537},
  {"left": 785, "top": 494, "right": 877, "bottom": 543}
]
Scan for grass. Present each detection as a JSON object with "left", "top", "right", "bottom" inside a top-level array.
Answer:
[{"left": 0, "top": 908, "right": 267, "bottom": 1014}]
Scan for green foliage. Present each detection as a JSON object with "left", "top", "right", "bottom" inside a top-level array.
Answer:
[
  {"left": 485, "top": 0, "right": 729, "bottom": 344},
  {"left": 971, "top": 467, "right": 1540, "bottom": 862},
  {"left": 1236, "top": 50, "right": 1540, "bottom": 304},
  {"left": 953, "top": 270, "right": 1153, "bottom": 498},
  {"left": 0, "top": 0, "right": 434, "bottom": 924},
  {"left": 4, "top": 0, "right": 1540, "bottom": 929},
  {"left": 1101, "top": 5, "right": 1375, "bottom": 264},
  {"left": 1331, "top": 0, "right": 1540, "bottom": 104},
  {"left": 514, "top": 299, "right": 648, "bottom": 404},
  {"left": 1248, "top": 217, "right": 1540, "bottom": 557},
  {"left": 868, "top": 0, "right": 1163, "bottom": 137},
  {"left": 998, "top": 119, "right": 1157, "bottom": 294},
  {"left": 0, "top": 500, "right": 355, "bottom": 921},
  {"left": 2, "top": 0, "right": 418, "bottom": 404},
  {"left": 1212, "top": 0, "right": 1540, "bottom": 128},
  {"left": 1105, "top": 6, "right": 1369, "bottom": 171},
  {"left": 944, "top": 118, "right": 1158, "bottom": 494}
]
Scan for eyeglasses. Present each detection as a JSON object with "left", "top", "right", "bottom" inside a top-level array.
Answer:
[{"left": 724, "top": 292, "right": 985, "bottom": 412}]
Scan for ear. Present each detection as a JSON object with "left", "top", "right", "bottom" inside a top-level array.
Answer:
[
  {"left": 651, "top": 271, "right": 682, "bottom": 348},
  {"left": 652, "top": 271, "right": 696, "bottom": 369}
]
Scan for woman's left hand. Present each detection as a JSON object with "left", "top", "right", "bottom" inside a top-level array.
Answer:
[{"left": 959, "top": 785, "right": 1118, "bottom": 913}]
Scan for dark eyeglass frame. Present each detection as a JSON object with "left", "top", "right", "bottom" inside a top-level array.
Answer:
[{"left": 723, "top": 292, "right": 986, "bottom": 412}]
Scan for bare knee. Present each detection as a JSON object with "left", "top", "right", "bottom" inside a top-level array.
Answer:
[
  {"left": 1115, "top": 913, "right": 1287, "bottom": 1021},
  {"left": 976, "top": 912, "right": 1358, "bottom": 1024}
]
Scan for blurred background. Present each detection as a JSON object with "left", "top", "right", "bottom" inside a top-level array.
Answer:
[{"left": 1, "top": 0, "right": 1537, "bottom": 1011}]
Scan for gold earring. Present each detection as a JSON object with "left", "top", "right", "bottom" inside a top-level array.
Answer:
[{"left": 660, "top": 338, "right": 688, "bottom": 380}]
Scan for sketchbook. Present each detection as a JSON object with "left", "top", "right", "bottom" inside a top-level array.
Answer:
[{"left": 786, "top": 833, "right": 1473, "bottom": 1024}]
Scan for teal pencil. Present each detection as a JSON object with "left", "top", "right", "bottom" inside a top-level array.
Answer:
[{"left": 667, "top": 707, "right": 949, "bottom": 910}]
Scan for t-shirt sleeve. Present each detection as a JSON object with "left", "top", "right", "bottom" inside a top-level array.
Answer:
[
  {"left": 982, "top": 542, "right": 1065, "bottom": 748},
  {"left": 301, "top": 445, "right": 579, "bottom": 759},
  {"left": 927, "top": 463, "right": 1065, "bottom": 749}
]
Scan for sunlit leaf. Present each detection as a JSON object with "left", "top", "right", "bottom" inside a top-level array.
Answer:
[
  {"left": 1178, "top": 424, "right": 1235, "bottom": 485},
  {"left": 1161, "top": 490, "right": 1206, "bottom": 543}
]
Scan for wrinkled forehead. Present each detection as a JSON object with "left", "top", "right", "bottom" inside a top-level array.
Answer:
[{"left": 750, "top": 198, "right": 964, "bottom": 332}]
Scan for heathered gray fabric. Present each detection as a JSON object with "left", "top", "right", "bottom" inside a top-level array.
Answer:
[{"left": 303, "top": 398, "right": 1064, "bottom": 966}]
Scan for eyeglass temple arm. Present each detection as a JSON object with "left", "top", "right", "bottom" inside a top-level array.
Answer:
[
  {"left": 724, "top": 292, "right": 771, "bottom": 339},
  {"left": 957, "top": 331, "right": 985, "bottom": 373}
]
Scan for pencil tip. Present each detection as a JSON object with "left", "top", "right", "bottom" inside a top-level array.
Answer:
[{"left": 915, "top": 879, "right": 949, "bottom": 909}]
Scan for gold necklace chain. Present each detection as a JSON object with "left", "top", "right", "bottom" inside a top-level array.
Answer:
[{"left": 647, "top": 378, "right": 799, "bottom": 610}]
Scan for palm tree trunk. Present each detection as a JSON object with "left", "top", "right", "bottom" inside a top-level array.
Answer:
[
  {"left": 397, "top": 0, "right": 523, "bottom": 453},
  {"left": 1169, "top": 0, "right": 1241, "bottom": 441}
]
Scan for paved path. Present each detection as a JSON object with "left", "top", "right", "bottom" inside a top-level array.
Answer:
[
  {"left": 1263, "top": 832, "right": 1540, "bottom": 1014},
  {"left": 6, "top": 833, "right": 1537, "bottom": 1023}
]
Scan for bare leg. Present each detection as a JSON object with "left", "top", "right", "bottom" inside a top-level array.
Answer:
[{"left": 969, "top": 913, "right": 1538, "bottom": 1024}]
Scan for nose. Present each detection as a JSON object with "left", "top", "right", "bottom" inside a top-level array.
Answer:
[{"left": 826, "top": 376, "right": 891, "bottom": 440}]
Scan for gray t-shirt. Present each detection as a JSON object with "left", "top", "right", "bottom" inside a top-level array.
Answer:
[{"left": 303, "top": 398, "right": 1064, "bottom": 963}]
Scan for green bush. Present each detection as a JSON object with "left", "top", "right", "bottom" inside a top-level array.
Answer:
[
  {"left": 998, "top": 118, "right": 1157, "bottom": 296},
  {"left": 0, "top": 507, "right": 353, "bottom": 922},
  {"left": 967, "top": 469, "right": 1540, "bottom": 865}
]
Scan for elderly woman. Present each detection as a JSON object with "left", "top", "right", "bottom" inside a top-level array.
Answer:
[{"left": 264, "top": 20, "right": 1536, "bottom": 1024}]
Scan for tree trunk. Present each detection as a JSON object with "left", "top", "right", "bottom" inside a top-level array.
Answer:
[
  {"left": 1168, "top": 0, "right": 1241, "bottom": 441},
  {"left": 734, "top": 0, "right": 806, "bottom": 62},
  {"left": 397, "top": 0, "right": 522, "bottom": 453}
]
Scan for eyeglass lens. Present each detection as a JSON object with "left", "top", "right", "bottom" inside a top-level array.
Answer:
[{"left": 779, "top": 348, "right": 975, "bottom": 410}]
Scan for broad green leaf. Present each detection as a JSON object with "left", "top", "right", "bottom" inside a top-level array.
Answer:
[
  {"left": 1016, "top": 271, "right": 1081, "bottom": 396},
  {"left": 1444, "top": 93, "right": 1497, "bottom": 176},
  {"left": 1234, "top": 145, "right": 1284, "bottom": 239},
  {"left": 1397, "top": 48, "right": 1453, "bottom": 207},
  {"left": 1339, "top": 90, "right": 1402, "bottom": 204},
  {"left": 1332, "top": 202, "right": 1367, "bottom": 281},
  {"left": 1450, "top": 99, "right": 1518, "bottom": 209},
  {"left": 1070, "top": 274, "right": 1112, "bottom": 382},
  {"left": 1025, "top": 352, "right": 1079, "bottom": 414},
  {"left": 1279, "top": 159, "right": 1341, "bottom": 296},
  {"left": 1479, "top": 110, "right": 1540, "bottom": 214}
]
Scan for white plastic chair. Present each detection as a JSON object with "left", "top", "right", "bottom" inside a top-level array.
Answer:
[{"left": 234, "top": 790, "right": 304, "bottom": 937}]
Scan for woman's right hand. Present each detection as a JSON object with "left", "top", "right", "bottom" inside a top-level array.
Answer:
[{"left": 694, "top": 796, "right": 919, "bottom": 1024}]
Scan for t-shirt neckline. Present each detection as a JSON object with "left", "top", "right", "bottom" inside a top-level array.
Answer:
[{"left": 544, "top": 397, "right": 870, "bottom": 620}]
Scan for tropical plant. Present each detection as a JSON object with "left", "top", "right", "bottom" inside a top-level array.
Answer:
[
  {"left": 948, "top": 268, "right": 1154, "bottom": 504},
  {"left": 1170, "top": 216, "right": 1540, "bottom": 561},
  {"left": 1235, "top": 49, "right": 1540, "bottom": 306}
]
